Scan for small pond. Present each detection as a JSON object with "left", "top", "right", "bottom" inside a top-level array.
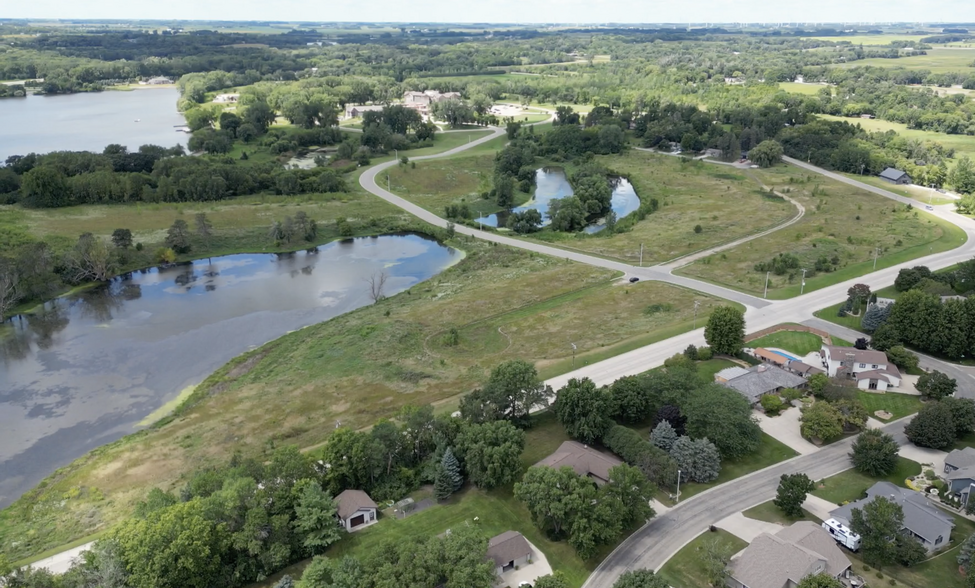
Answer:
[
  {"left": 0, "top": 234, "right": 459, "bottom": 507},
  {"left": 474, "top": 167, "right": 640, "bottom": 233}
]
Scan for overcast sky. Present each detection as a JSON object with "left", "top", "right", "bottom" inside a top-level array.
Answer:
[{"left": 6, "top": 0, "right": 975, "bottom": 25}]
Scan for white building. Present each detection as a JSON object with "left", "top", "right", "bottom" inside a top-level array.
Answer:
[
  {"left": 820, "top": 345, "right": 902, "bottom": 391},
  {"left": 335, "top": 489, "right": 378, "bottom": 532}
]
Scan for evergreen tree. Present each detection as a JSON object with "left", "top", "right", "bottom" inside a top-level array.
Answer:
[
  {"left": 434, "top": 448, "right": 463, "bottom": 501},
  {"left": 650, "top": 421, "right": 679, "bottom": 452}
]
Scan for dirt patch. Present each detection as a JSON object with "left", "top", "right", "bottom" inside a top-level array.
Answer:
[
  {"left": 875, "top": 410, "right": 893, "bottom": 420},
  {"left": 227, "top": 350, "right": 268, "bottom": 379}
]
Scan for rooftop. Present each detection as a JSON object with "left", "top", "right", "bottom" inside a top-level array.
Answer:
[
  {"left": 535, "top": 441, "right": 623, "bottom": 483},
  {"left": 335, "top": 489, "right": 378, "bottom": 520},
  {"left": 831, "top": 482, "right": 954, "bottom": 544},
  {"left": 824, "top": 345, "right": 889, "bottom": 367},
  {"left": 880, "top": 167, "right": 909, "bottom": 181},
  {"left": 486, "top": 530, "right": 532, "bottom": 567},
  {"left": 721, "top": 364, "right": 806, "bottom": 403},
  {"left": 947, "top": 447, "right": 975, "bottom": 470}
]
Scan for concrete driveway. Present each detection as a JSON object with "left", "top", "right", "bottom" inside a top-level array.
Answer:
[
  {"left": 23, "top": 542, "right": 93, "bottom": 574},
  {"left": 898, "top": 444, "right": 948, "bottom": 473},
  {"left": 716, "top": 512, "right": 784, "bottom": 542},
  {"left": 803, "top": 494, "right": 840, "bottom": 519},
  {"left": 753, "top": 407, "right": 820, "bottom": 455},
  {"left": 497, "top": 539, "right": 553, "bottom": 587}
]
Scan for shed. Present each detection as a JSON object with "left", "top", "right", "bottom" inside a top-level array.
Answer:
[
  {"left": 486, "top": 530, "right": 533, "bottom": 575},
  {"left": 335, "top": 489, "right": 378, "bottom": 531},
  {"left": 879, "top": 167, "right": 911, "bottom": 185}
]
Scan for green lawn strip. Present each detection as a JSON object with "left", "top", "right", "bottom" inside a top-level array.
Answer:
[
  {"left": 743, "top": 501, "right": 823, "bottom": 526},
  {"left": 695, "top": 358, "right": 740, "bottom": 383},
  {"left": 656, "top": 529, "right": 748, "bottom": 588},
  {"left": 832, "top": 336, "right": 855, "bottom": 347},
  {"left": 747, "top": 331, "right": 825, "bottom": 355},
  {"left": 658, "top": 433, "right": 798, "bottom": 506},
  {"left": 536, "top": 299, "right": 745, "bottom": 381},
  {"left": 951, "top": 432, "right": 975, "bottom": 452},
  {"left": 857, "top": 391, "right": 924, "bottom": 422},
  {"left": 811, "top": 457, "right": 922, "bottom": 505}
]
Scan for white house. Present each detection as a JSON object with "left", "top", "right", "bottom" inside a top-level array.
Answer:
[
  {"left": 335, "top": 489, "right": 378, "bottom": 532},
  {"left": 820, "top": 345, "right": 902, "bottom": 391},
  {"left": 213, "top": 93, "right": 239, "bottom": 104}
]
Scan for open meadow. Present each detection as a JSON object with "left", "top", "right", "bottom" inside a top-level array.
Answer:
[
  {"left": 836, "top": 47, "right": 975, "bottom": 73},
  {"left": 677, "top": 163, "right": 967, "bottom": 298}
]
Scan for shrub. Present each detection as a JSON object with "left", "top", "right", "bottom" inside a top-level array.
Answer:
[{"left": 760, "top": 394, "right": 785, "bottom": 416}]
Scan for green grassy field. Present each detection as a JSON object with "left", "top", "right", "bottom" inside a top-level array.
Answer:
[
  {"left": 811, "top": 34, "right": 932, "bottom": 46},
  {"left": 0, "top": 241, "right": 733, "bottom": 561},
  {"left": 664, "top": 433, "right": 798, "bottom": 505},
  {"left": 657, "top": 529, "right": 747, "bottom": 588},
  {"left": 811, "top": 457, "right": 921, "bottom": 505},
  {"left": 778, "top": 82, "right": 829, "bottom": 95},
  {"left": 835, "top": 172, "right": 961, "bottom": 205},
  {"left": 836, "top": 47, "right": 975, "bottom": 73},
  {"left": 677, "top": 164, "right": 968, "bottom": 298},
  {"left": 818, "top": 114, "right": 975, "bottom": 165},
  {"left": 526, "top": 151, "right": 797, "bottom": 264},
  {"left": 747, "top": 331, "right": 826, "bottom": 355},
  {"left": 857, "top": 391, "right": 924, "bottom": 421}
]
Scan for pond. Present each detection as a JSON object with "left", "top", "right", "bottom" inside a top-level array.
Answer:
[
  {"left": 0, "top": 234, "right": 460, "bottom": 507},
  {"left": 0, "top": 88, "right": 187, "bottom": 160},
  {"left": 474, "top": 167, "right": 640, "bottom": 233}
]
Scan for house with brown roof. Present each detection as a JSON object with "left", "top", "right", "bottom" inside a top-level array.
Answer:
[
  {"left": 718, "top": 364, "right": 807, "bottom": 405},
  {"left": 726, "top": 522, "right": 853, "bottom": 588},
  {"left": 486, "top": 531, "right": 533, "bottom": 575},
  {"left": 335, "top": 489, "right": 378, "bottom": 532},
  {"left": 821, "top": 345, "right": 901, "bottom": 391},
  {"left": 535, "top": 441, "right": 623, "bottom": 485}
]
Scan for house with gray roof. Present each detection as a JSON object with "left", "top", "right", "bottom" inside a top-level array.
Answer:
[
  {"left": 335, "top": 489, "right": 378, "bottom": 532},
  {"left": 945, "top": 467, "right": 975, "bottom": 508},
  {"left": 946, "top": 447, "right": 975, "bottom": 474},
  {"left": 718, "top": 364, "right": 807, "bottom": 405},
  {"left": 486, "top": 530, "right": 533, "bottom": 575},
  {"left": 830, "top": 482, "right": 954, "bottom": 553},
  {"left": 879, "top": 167, "right": 911, "bottom": 184},
  {"left": 535, "top": 441, "right": 623, "bottom": 485},
  {"left": 726, "top": 522, "right": 852, "bottom": 588}
]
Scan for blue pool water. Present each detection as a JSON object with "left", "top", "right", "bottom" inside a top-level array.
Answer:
[{"left": 773, "top": 350, "right": 800, "bottom": 362}]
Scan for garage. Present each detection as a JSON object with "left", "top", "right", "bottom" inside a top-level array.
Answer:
[{"left": 350, "top": 514, "right": 365, "bottom": 528}]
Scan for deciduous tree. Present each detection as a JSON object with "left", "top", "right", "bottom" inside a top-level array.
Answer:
[
  {"left": 455, "top": 421, "right": 525, "bottom": 489},
  {"left": 905, "top": 401, "right": 957, "bottom": 449},
  {"left": 851, "top": 429, "right": 899, "bottom": 477},
  {"left": 850, "top": 496, "right": 905, "bottom": 568},
  {"left": 916, "top": 371, "right": 957, "bottom": 400},
  {"left": 555, "top": 378, "right": 612, "bottom": 444},
  {"left": 165, "top": 219, "right": 192, "bottom": 254},
  {"left": 611, "top": 570, "right": 670, "bottom": 588},
  {"left": 796, "top": 573, "right": 844, "bottom": 588},
  {"left": 681, "top": 384, "right": 761, "bottom": 459},
  {"left": 704, "top": 306, "right": 745, "bottom": 355},
  {"left": 800, "top": 402, "right": 844, "bottom": 443},
  {"left": 774, "top": 473, "right": 815, "bottom": 518},
  {"left": 292, "top": 480, "right": 342, "bottom": 554}
]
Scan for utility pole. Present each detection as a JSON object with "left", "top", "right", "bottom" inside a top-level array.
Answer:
[
  {"left": 571, "top": 343, "right": 577, "bottom": 367},
  {"left": 693, "top": 300, "right": 701, "bottom": 329},
  {"left": 764, "top": 271, "right": 770, "bottom": 299},
  {"left": 639, "top": 243, "right": 644, "bottom": 267},
  {"left": 800, "top": 268, "right": 807, "bottom": 295},
  {"left": 676, "top": 470, "right": 682, "bottom": 503},
  {"left": 873, "top": 247, "right": 880, "bottom": 270},
  {"left": 387, "top": 174, "right": 390, "bottom": 192}
]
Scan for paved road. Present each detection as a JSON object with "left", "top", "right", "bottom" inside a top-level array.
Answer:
[{"left": 582, "top": 420, "right": 909, "bottom": 588}]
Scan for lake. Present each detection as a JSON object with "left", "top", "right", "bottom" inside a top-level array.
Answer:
[
  {"left": 474, "top": 167, "right": 641, "bottom": 232},
  {"left": 0, "top": 88, "right": 187, "bottom": 161},
  {"left": 0, "top": 234, "right": 460, "bottom": 507}
]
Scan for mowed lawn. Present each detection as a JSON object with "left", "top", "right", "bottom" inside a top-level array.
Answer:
[
  {"left": 779, "top": 81, "right": 829, "bottom": 95},
  {"left": 747, "top": 330, "right": 826, "bottom": 355},
  {"left": 818, "top": 113, "right": 975, "bottom": 165},
  {"left": 678, "top": 164, "right": 967, "bottom": 298},
  {"left": 857, "top": 391, "right": 924, "bottom": 421},
  {"left": 663, "top": 433, "right": 799, "bottom": 505},
  {"left": 743, "top": 499, "right": 822, "bottom": 526},
  {"left": 657, "top": 529, "right": 747, "bottom": 588},
  {"left": 811, "top": 457, "right": 921, "bottom": 505},
  {"left": 836, "top": 47, "right": 975, "bottom": 74},
  {"left": 528, "top": 151, "right": 797, "bottom": 264},
  {"left": 1, "top": 242, "right": 733, "bottom": 559}
]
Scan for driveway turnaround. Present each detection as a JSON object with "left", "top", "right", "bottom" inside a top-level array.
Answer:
[{"left": 752, "top": 407, "right": 820, "bottom": 456}]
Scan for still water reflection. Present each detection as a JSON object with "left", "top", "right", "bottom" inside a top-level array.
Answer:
[{"left": 0, "top": 234, "right": 459, "bottom": 506}]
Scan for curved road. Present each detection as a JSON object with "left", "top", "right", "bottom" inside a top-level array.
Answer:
[{"left": 357, "top": 136, "right": 975, "bottom": 587}]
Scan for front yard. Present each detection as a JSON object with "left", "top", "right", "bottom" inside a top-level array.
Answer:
[
  {"left": 811, "top": 457, "right": 922, "bottom": 505},
  {"left": 657, "top": 529, "right": 747, "bottom": 588},
  {"left": 857, "top": 391, "right": 925, "bottom": 422},
  {"left": 747, "top": 330, "right": 826, "bottom": 356}
]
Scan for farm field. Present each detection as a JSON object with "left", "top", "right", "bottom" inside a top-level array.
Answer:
[
  {"left": 778, "top": 81, "right": 830, "bottom": 95},
  {"left": 817, "top": 113, "right": 975, "bottom": 165},
  {"left": 835, "top": 47, "right": 975, "bottom": 73},
  {"left": 677, "top": 164, "right": 968, "bottom": 299},
  {"left": 810, "top": 34, "right": 932, "bottom": 46},
  {"left": 0, "top": 240, "right": 732, "bottom": 560}
]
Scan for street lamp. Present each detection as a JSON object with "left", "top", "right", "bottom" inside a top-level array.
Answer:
[
  {"left": 676, "top": 470, "right": 682, "bottom": 504},
  {"left": 873, "top": 247, "right": 880, "bottom": 270},
  {"left": 764, "top": 271, "right": 771, "bottom": 299},
  {"left": 571, "top": 343, "right": 577, "bottom": 366},
  {"left": 800, "top": 268, "right": 807, "bottom": 295},
  {"left": 693, "top": 300, "right": 701, "bottom": 329}
]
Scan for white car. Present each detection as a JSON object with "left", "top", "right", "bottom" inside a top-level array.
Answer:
[{"left": 925, "top": 205, "right": 934, "bottom": 211}]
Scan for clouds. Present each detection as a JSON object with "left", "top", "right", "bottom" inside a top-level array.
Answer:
[{"left": 8, "top": 0, "right": 975, "bottom": 23}]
